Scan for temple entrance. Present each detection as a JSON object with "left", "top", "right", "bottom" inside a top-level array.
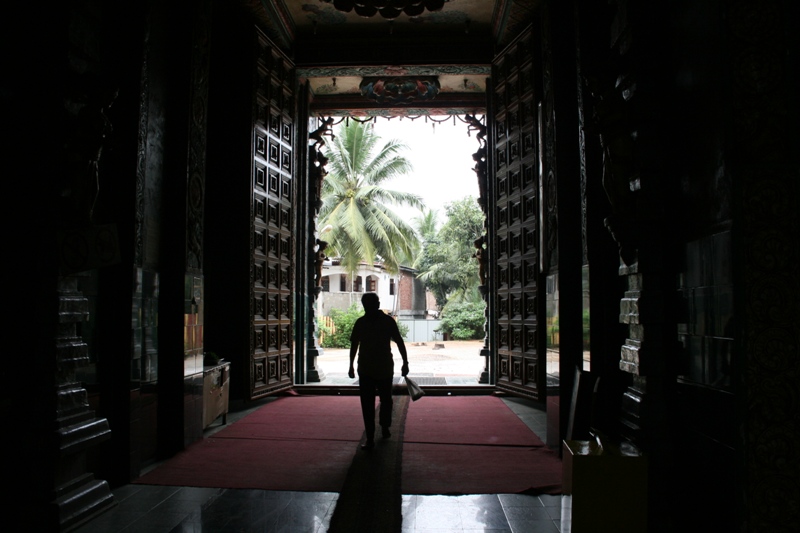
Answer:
[
  {"left": 282, "top": 31, "right": 558, "bottom": 403},
  {"left": 204, "top": 20, "right": 568, "bottom": 438},
  {"left": 301, "top": 115, "right": 493, "bottom": 389},
  {"left": 285, "top": 27, "right": 556, "bottom": 407}
]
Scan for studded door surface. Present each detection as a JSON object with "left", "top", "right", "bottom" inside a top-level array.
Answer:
[
  {"left": 492, "top": 27, "right": 546, "bottom": 401},
  {"left": 249, "top": 30, "right": 295, "bottom": 399}
]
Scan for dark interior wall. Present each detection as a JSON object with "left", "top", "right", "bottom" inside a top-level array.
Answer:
[
  {"left": 574, "top": 0, "right": 739, "bottom": 530},
  {"left": 588, "top": 1, "right": 799, "bottom": 531},
  {"left": 620, "top": 1, "right": 738, "bottom": 529},
  {"left": 4, "top": 4, "right": 89, "bottom": 523},
  {"left": 728, "top": 1, "right": 800, "bottom": 530},
  {"left": 205, "top": 1, "right": 259, "bottom": 402},
  {"left": 2, "top": 0, "right": 150, "bottom": 525},
  {"left": 666, "top": 1, "right": 737, "bottom": 530},
  {"left": 57, "top": 0, "right": 183, "bottom": 480}
]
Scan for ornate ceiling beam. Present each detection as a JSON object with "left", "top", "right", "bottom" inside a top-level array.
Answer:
[
  {"left": 319, "top": 0, "right": 448, "bottom": 19},
  {"left": 309, "top": 91, "right": 485, "bottom": 114}
]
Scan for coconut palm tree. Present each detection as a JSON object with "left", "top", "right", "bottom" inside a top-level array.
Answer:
[{"left": 319, "top": 120, "right": 424, "bottom": 276}]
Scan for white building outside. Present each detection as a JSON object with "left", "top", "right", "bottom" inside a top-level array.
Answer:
[
  {"left": 317, "top": 259, "right": 401, "bottom": 315},
  {"left": 317, "top": 259, "right": 440, "bottom": 342}
]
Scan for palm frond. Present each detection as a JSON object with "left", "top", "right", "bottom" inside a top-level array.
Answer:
[{"left": 318, "top": 120, "right": 422, "bottom": 277}]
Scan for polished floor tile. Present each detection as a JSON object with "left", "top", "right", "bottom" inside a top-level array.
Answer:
[{"left": 73, "top": 397, "right": 565, "bottom": 533}]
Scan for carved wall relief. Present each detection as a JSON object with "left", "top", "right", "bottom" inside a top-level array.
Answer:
[
  {"left": 134, "top": 51, "right": 149, "bottom": 268},
  {"left": 186, "top": 0, "right": 211, "bottom": 270}
]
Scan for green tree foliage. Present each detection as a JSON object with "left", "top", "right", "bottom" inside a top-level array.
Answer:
[
  {"left": 437, "top": 300, "right": 486, "bottom": 340},
  {"left": 395, "top": 208, "right": 436, "bottom": 268},
  {"left": 319, "top": 120, "right": 424, "bottom": 276},
  {"left": 414, "top": 233, "right": 458, "bottom": 308},
  {"left": 413, "top": 208, "right": 439, "bottom": 241},
  {"left": 319, "top": 303, "right": 410, "bottom": 348},
  {"left": 415, "top": 197, "right": 485, "bottom": 309}
]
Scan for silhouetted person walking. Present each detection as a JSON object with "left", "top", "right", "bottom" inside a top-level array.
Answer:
[{"left": 348, "top": 292, "right": 409, "bottom": 450}]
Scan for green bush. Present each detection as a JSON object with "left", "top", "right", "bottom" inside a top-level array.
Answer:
[
  {"left": 319, "top": 303, "right": 363, "bottom": 348},
  {"left": 437, "top": 301, "right": 485, "bottom": 340},
  {"left": 319, "top": 305, "right": 409, "bottom": 348},
  {"left": 397, "top": 320, "right": 409, "bottom": 339}
]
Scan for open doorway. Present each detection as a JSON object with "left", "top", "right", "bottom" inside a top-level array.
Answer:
[{"left": 304, "top": 115, "right": 492, "bottom": 388}]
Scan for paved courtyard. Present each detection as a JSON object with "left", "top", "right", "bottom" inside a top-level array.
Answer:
[{"left": 312, "top": 340, "right": 489, "bottom": 385}]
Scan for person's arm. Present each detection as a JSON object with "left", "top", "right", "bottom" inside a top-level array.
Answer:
[
  {"left": 392, "top": 320, "right": 409, "bottom": 376},
  {"left": 348, "top": 343, "right": 357, "bottom": 379},
  {"left": 398, "top": 340, "right": 409, "bottom": 377},
  {"left": 348, "top": 321, "right": 359, "bottom": 379}
]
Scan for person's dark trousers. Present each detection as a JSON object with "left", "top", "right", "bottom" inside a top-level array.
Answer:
[{"left": 358, "top": 374, "right": 393, "bottom": 439}]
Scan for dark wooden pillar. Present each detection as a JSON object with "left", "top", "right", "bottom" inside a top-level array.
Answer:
[
  {"left": 540, "top": 0, "right": 585, "bottom": 447},
  {"left": 155, "top": 0, "right": 212, "bottom": 455},
  {"left": 579, "top": 1, "right": 679, "bottom": 529}
]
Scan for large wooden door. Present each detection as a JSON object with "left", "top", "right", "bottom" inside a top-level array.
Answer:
[
  {"left": 249, "top": 29, "right": 295, "bottom": 399},
  {"left": 491, "top": 26, "right": 547, "bottom": 401}
]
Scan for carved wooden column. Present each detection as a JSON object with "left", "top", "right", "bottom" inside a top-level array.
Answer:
[
  {"left": 589, "top": 3, "right": 677, "bottom": 529},
  {"left": 466, "top": 114, "right": 491, "bottom": 384},
  {"left": 41, "top": 58, "right": 120, "bottom": 530},
  {"left": 615, "top": 229, "right": 671, "bottom": 449},
  {"left": 51, "top": 275, "right": 115, "bottom": 530},
  {"left": 305, "top": 117, "right": 334, "bottom": 382},
  {"left": 570, "top": 4, "right": 658, "bottom": 531},
  {"left": 609, "top": 173, "right": 676, "bottom": 533}
]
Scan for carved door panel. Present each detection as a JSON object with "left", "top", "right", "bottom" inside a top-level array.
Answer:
[
  {"left": 249, "top": 29, "right": 295, "bottom": 399},
  {"left": 492, "top": 27, "right": 546, "bottom": 401}
]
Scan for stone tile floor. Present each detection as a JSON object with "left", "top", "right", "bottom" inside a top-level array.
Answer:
[{"left": 73, "top": 395, "right": 571, "bottom": 533}]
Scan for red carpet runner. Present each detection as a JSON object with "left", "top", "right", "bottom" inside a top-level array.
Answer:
[
  {"left": 135, "top": 395, "right": 364, "bottom": 492},
  {"left": 401, "top": 395, "right": 562, "bottom": 494},
  {"left": 134, "top": 394, "right": 562, "bottom": 495}
]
